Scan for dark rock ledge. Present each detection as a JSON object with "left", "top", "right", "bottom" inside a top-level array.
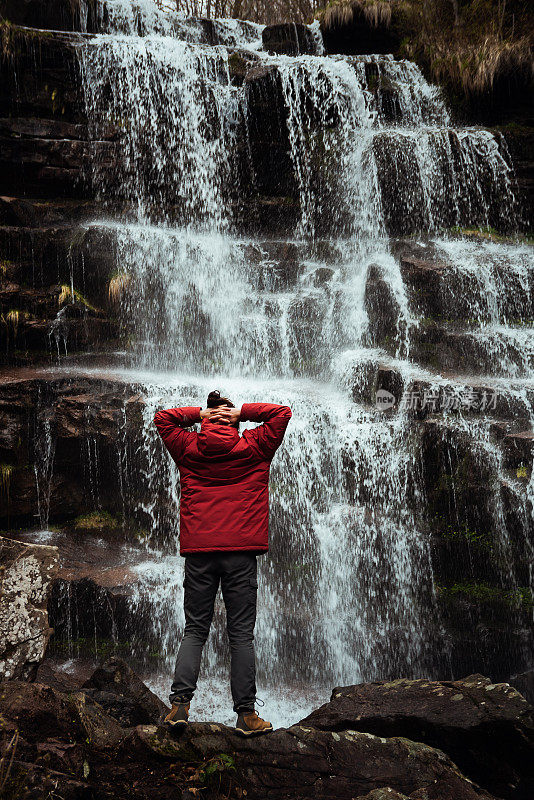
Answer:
[
  {"left": 2, "top": 654, "right": 534, "bottom": 800},
  {"left": 301, "top": 676, "right": 534, "bottom": 800}
]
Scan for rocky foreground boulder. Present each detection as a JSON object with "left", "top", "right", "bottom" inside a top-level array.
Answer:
[
  {"left": 0, "top": 675, "right": 495, "bottom": 800},
  {"left": 0, "top": 536, "right": 58, "bottom": 681},
  {"left": 134, "top": 721, "right": 496, "bottom": 800},
  {"left": 81, "top": 655, "right": 167, "bottom": 727},
  {"left": 300, "top": 676, "right": 534, "bottom": 800},
  {"left": 2, "top": 656, "right": 533, "bottom": 800}
]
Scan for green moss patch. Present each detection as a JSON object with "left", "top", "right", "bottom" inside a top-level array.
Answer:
[
  {"left": 436, "top": 581, "right": 533, "bottom": 610},
  {"left": 73, "top": 510, "right": 120, "bottom": 533},
  {"left": 440, "top": 523, "right": 493, "bottom": 550}
]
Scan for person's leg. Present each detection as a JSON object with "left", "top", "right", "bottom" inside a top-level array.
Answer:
[
  {"left": 220, "top": 552, "right": 258, "bottom": 713},
  {"left": 169, "top": 553, "right": 219, "bottom": 705}
]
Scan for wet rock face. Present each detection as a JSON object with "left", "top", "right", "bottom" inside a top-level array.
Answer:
[
  {"left": 511, "top": 669, "right": 534, "bottom": 705},
  {"left": 0, "top": 673, "right": 502, "bottom": 800},
  {"left": 0, "top": 0, "right": 101, "bottom": 33},
  {"left": 499, "top": 125, "right": 534, "bottom": 232},
  {"left": 503, "top": 430, "right": 534, "bottom": 468},
  {"left": 0, "top": 24, "right": 123, "bottom": 366},
  {"left": 320, "top": 8, "right": 401, "bottom": 57},
  {"left": 397, "top": 242, "right": 534, "bottom": 326},
  {"left": 300, "top": 675, "right": 534, "bottom": 800},
  {"left": 0, "top": 27, "right": 94, "bottom": 199},
  {"left": 244, "top": 63, "right": 295, "bottom": 202},
  {"left": 0, "top": 375, "right": 145, "bottom": 525},
  {"left": 262, "top": 23, "right": 318, "bottom": 56},
  {"left": 0, "top": 536, "right": 58, "bottom": 680}
]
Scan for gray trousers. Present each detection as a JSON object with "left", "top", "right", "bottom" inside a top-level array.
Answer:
[{"left": 170, "top": 551, "right": 258, "bottom": 713}]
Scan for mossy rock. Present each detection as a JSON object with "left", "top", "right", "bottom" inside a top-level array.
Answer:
[
  {"left": 448, "top": 225, "right": 523, "bottom": 244},
  {"left": 49, "top": 636, "right": 133, "bottom": 661},
  {"left": 73, "top": 510, "right": 121, "bottom": 535},
  {"left": 228, "top": 51, "right": 249, "bottom": 85},
  {"left": 436, "top": 581, "right": 533, "bottom": 611},
  {"left": 439, "top": 523, "right": 493, "bottom": 550},
  {"left": 141, "top": 726, "right": 202, "bottom": 763}
]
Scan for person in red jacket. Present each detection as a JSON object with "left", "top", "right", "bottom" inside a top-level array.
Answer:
[{"left": 153, "top": 390, "right": 292, "bottom": 736}]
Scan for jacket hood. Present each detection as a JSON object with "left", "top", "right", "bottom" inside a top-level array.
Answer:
[{"left": 197, "top": 420, "right": 240, "bottom": 457}]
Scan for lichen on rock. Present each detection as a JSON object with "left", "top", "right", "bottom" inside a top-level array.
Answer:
[{"left": 0, "top": 536, "right": 58, "bottom": 680}]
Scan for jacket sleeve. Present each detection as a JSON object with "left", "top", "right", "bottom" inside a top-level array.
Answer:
[
  {"left": 153, "top": 406, "right": 201, "bottom": 463},
  {"left": 240, "top": 403, "right": 292, "bottom": 460}
]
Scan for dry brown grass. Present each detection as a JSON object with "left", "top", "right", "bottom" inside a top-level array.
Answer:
[
  {"left": 463, "top": 35, "right": 533, "bottom": 94},
  {"left": 1, "top": 309, "right": 30, "bottom": 336},
  {"left": 108, "top": 271, "right": 131, "bottom": 305},
  {"left": 0, "top": 464, "right": 13, "bottom": 501},
  {"left": 321, "top": 0, "right": 392, "bottom": 29},
  {"left": 408, "top": 24, "right": 533, "bottom": 95},
  {"left": 0, "top": 729, "right": 19, "bottom": 792},
  {"left": 318, "top": 0, "right": 534, "bottom": 97},
  {"left": 5, "top": 309, "right": 19, "bottom": 331}
]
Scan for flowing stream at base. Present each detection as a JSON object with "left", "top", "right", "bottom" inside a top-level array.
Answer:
[{"left": 63, "top": 0, "right": 534, "bottom": 723}]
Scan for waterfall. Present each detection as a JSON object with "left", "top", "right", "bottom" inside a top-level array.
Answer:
[
  {"left": 70, "top": 0, "right": 533, "bottom": 725},
  {"left": 78, "top": 37, "right": 238, "bottom": 226},
  {"left": 275, "top": 53, "right": 518, "bottom": 239}
]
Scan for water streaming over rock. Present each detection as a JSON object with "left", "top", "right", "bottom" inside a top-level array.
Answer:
[
  {"left": 64, "top": 0, "right": 534, "bottom": 723},
  {"left": 33, "top": 389, "right": 57, "bottom": 529}
]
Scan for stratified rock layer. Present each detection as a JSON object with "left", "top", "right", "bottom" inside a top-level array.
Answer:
[{"left": 300, "top": 675, "right": 534, "bottom": 800}]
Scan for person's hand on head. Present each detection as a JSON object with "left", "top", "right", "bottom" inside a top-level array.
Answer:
[
  {"left": 215, "top": 406, "right": 240, "bottom": 426},
  {"left": 200, "top": 405, "right": 240, "bottom": 425}
]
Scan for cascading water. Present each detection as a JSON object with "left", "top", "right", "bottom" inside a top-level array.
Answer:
[
  {"left": 69, "top": 0, "right": 533, "bottom": 725},
  {"left": 33, "top": 389, "right": 57, "bottom": 529}
]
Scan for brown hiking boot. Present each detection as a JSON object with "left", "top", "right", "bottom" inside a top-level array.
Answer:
[
  {"left": 164, "top": 700, "right": 190, "bottom": 730},
  {"left": 235, "top": 709, "right": 273, "bottom": 736}
]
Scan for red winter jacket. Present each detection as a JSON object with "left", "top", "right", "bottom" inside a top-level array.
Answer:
[{"left": 153, "top": 403, "right": 292, "bottom": 554}]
